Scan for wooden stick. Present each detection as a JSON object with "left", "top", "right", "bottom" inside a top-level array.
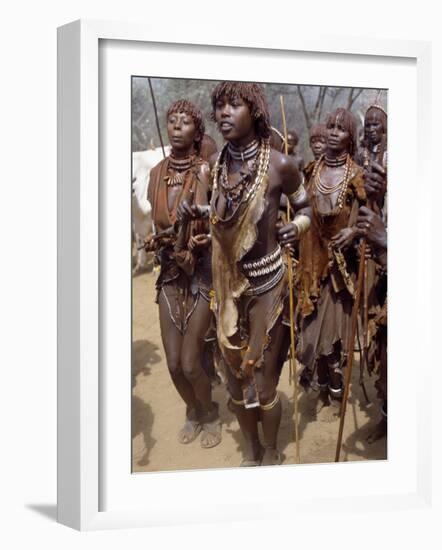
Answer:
[
  {"left": 280, "top": 96, "right": 292, "bottom": 382},
  {"left": 148, "top": 77, "right": 166, "bottom": 158},
  {"left": 335, "top": 239, "right": 366, "bottom": 462},
  {"left": 361, "top": 196, "right": 375, "bottom": 392},
  {"left": 280, "top": 95, "right": 301, "bottom": 464},
  {"left": 280, "top": 96, "right": 289, "bottom": 156},
  {"left": 361, "top": 259, "right": 369, "bottom": 382}
]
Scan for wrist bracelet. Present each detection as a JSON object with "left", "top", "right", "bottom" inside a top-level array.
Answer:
[
  {"left": 287, "top": 182, "right": 306, "bottom": 205},
  {"left": 291, "top": 214, "right": 311, "bottom": 235}
]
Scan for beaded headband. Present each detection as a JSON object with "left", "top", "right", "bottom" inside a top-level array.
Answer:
[{"left": 367, "top": 104, "right": 388, "bottom": 118}]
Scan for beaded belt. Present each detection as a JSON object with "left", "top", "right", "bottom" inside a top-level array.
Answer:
[
  {"left": 242, "top": 245, "right": 282, "bottom": 278},
  {"left": 241, "top": 245, "right": 284, "bottom": 296},
  {"left": 243, "top": 265, "right": 285, "bottom": 296}
]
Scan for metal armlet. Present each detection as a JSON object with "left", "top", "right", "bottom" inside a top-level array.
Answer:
[
  {"left": 290, "top": 213, "right": 311, "bottom": 236},
  {"left": 287, "top": 180, "right": 307, "bottom": 209}
]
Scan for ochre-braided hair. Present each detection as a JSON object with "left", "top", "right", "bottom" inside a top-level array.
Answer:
[
  {"left": 325, "top": 108, "right": 358, "bottom": 157},
  {"left": 287, "top": 129, "right": 299, "bottom": 146},
  {"left": 365, "top": 105, "right": 388, "bottom": 134},
  {"left": 309, "top": 123, "right": 327, "bottom": 142},
  {"left": 210, "top": 81, "right": 272, "bottom": 139},
  {"left": 166, "top": 99, "right": 205, "bottom": 153}
]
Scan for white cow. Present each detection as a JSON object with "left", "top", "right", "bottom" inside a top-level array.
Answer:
[{"left": 132, "top": 146, "right": 171, "bottom": 274}]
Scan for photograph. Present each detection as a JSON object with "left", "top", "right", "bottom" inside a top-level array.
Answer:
[{"left": 131, "top": 76, "right": 388, "bottom": 473}]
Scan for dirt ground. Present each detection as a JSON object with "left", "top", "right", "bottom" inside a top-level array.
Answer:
[{"left": 132, "top": 265, "right": 387, "bottom": 473}]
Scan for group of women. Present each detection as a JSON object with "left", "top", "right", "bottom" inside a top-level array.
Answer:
[{"left": 143, "top": 81, "right": 388, "bottom": 466}]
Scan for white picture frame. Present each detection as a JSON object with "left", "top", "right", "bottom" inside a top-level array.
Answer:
[{"left": 57, "top": 19, "right": 432, "bottom": 531}]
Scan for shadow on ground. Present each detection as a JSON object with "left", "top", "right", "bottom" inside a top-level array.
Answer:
[
  {"left": 132, "top": 339, "right": 162, "bottom": 466},
  {"left": 132, "top": 395, "right": 156, "bottom": 467},
  {"left": 132, "top": 339, "right": 162, "bottom": 388}
]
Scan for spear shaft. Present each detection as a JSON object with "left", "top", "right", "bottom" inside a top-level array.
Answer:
[
  {"left": 335, "top": 239, "right": 367, "bottom": 462},
  {"left": 147, "top": 77, "right": 166, "bottom": 158},
  {"left": 280, "top": 95, "right": 301, "bottom": 464}
]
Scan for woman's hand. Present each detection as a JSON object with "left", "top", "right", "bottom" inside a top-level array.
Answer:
[
  {"left": 143, "top": 235, "right": 156, "bottom": 252},
  {"left": 364, "top": 161, "right": 387, "bottom": 201},
  {"left": 176, "top": 201, "right": 208, "bottom": 223},
  {"left": 188, "top": 233, "right": 211, "bottom": 251},
  {"left": 331, "top": 227, "right": 357, "bottom": 250},
  {"left": 277, "top": 222, "right": 298, "bottom": 246},
  {"left": 356, "top": 206, "right": 387, "bottom": 251},
  {"left": 176, "top": 199, "right": 196, "bottom": 222}
]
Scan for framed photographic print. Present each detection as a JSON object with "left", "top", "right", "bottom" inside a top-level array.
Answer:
[{"left": 57, "top": 19, "right": 432, "bottom": 530}]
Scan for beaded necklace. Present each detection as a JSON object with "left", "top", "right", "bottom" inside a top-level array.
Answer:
[
  {"left": 313, "top": 153, "right": 351, "bottom": 211},
  {"left": 169, "top": 153, "right": 194, "bottom": 171},
  {"left": 324, "top": 152, "right": 347, "bottom": 167},
  {"left": 227, "top": 139, "right": 260, "bottom": 162},
  {"left": 166, "top": 154, "right": 195, "bottom": 187},
  {"left": 218, "top": 139, "right": 261, "bottom": 206},
  {"left": 218, "top": 157, "right": 258, "bottom": 208},
  {"left": 211, "top": 139, "right": 271, "bottom": 220}
]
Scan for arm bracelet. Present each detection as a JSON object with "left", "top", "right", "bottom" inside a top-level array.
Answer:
[
  {"left": 287, "top": 181, "right": 307, "bottom": 208},
  {"left": 291, "top": 214, "right": 311, "bottom": 236}
]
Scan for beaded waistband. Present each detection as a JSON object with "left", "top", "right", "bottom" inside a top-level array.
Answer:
[
  {"left": 242, "top": 245, "right": 282, "bottom": 278},
  {"left": 243, "top": 264, "right": 285, "bottom": 296}
]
